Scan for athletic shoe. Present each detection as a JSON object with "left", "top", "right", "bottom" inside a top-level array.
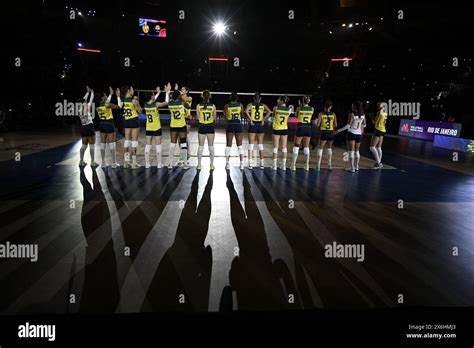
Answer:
[
  {"left": 79, "top": 160, "right": 87, "bottom": 167},
  {"left": 176, "top": 160, "right": 183, "bottom": 166},
  {"left": 281, "top": 164, "right": 286, "bottom": 171},
  {"left": 91, "top": 161, "right": 99, "bottom": 168},
  {"left": 131, "top": 163, "right": 140, "bottom": 169},
  {"left": 168, "top": 163, "right": 173, "bottom": 169},
  {"left": 101, "top": 162, "right": 108, "bottom": 169},
  {"left": 123, "top": 163, "right": 130, "bottom": 169},
  {"left": 328, "top": 164, "right": 333, "bottom": 170},
  {"left": 272, "top": 165, "right": 277, "bottom": 171},
  {"left": 304, "top": 164, "right": 310, "bottom": 171},
  {"left": 183, "top": 163, "right": 189, "bottom": 170},
  {"left": 145, "top": 162, "right": 151, "bottom": 169},
  {"left": 373, "top": 163, "right": 380, "bottom": 169},
  {"left": 260, "top": 160, "right": 265, "bottom": 169},
  {"left": 291, "top": 165, "right": 297, "bottom": 171},
  {"left": 315, "top": 166, "right": 320, "bottom": 172},
  {"left": 157, "top": 163, "right": 163, "bottom": 169},
  {"left": 225, "top": 162, "right": 230, "bottom": 170},
  {"left": 355, "top": 165, "right": 359, "bottom": 171},
  {"left": 379, "top": 163, "right": 384, "bottom": 168},
  {"left": 239, "top": 163, "right": 244, "bottom": 170},
  {"left": 111, "top": 163, "right": 120, "bottom": 169},
  {"left": 197, "top": 164, "right": 202, "bottom": 170},
  {"left": 210, "top": 164, "right": 215, "bottom": 171}
]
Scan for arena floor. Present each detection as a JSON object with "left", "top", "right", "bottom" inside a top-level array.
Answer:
[{"left": 0, "top": 125, "right": 473, "bottom": 313}]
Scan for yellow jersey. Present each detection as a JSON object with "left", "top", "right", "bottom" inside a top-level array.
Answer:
[
  {"left": 197, "top": 103, "right": 216, "bottom": 124},
  {"left": 272, "top": 106, "right": 291, "bottom": 130},
  {"left": 225, "top": 102, "right": 243, "bottom": 121},
  {"left": 250, "top": 103, "right": 265, "bottom": 122},
  {"left": 144, "top": 103, "right": 161, "bottom": 131},
  {"left": 297, "top": 106, "right": 314, "bottom": 124},
  {"left": 97, "top": 102, "right": 113, "bottom": 122},
  {"left": 122, "top": 97, "right": 138, "bottom": 120},
  {"left": 168, "top": 100, "right": 186, "bottom": 128},
  {"left": 320, "top": 112, "right": 335, "bottom": 131},
  {"left": 183, "top": 97, "right": 192, "bottom": 119},
  {"left": 375, "top": 112, "right": 388, "bottom": 132}
]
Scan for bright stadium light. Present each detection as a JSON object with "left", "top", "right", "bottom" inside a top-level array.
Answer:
[{"left": 213, "top": 22, "right": 226, "bottom": 35}]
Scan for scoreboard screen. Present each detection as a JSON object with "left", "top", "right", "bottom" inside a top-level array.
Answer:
[{"left": 139, "top": 18, "right": 167, "bottom": 38}]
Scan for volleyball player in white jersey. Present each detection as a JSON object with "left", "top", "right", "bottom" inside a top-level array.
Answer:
[
  {"left": 78, "top": 86, "right": 98, "bottom": 167},
  {"left": 337, "top": 101, "right": 366, "bottom": 173}
]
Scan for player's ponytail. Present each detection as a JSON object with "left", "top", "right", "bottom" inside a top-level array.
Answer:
[
  {"left": 230, "top": 92, "right": 238, "bottom": 102},
  {"left": 254, "top": 92, "right": 261, "bottom": 108},
  {"left": 171, "top": 90, "right": 181, "bottom": 101},
  {"left": 202, "top": 90, "right": 211, "bottom": 109}
]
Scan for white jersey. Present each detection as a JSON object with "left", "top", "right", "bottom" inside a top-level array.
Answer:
[
  {"left": 79, "top": 104, "right": 94, "bottom": 126},
  {"left": 348, "top": 113, "right": 365, "bottom": 135}
]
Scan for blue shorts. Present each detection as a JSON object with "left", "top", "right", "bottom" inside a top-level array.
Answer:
[
  {"left": 272, "top": 129, "right": 288, "bottom": 136},
  {"left": 198, "top": 124, "right": 215, "bottom": 134},
  {"left": 373, "top": 129, "right": 386, "bottom": 137},
  {"left": 124, "top": 118, "right": 140, "bottom": 129},
  {"left": 99, "top": 121, "right": 115, "bottom": 134},
  {"left": 146, "top": 129, "right": 162, "bottom": 136},
  {"left": 170, "top": 126, "right": 187, "bottom": 133},
  {"left": 81, "top": 124, "right": 95, "bottom": 137},
  {"left": 226, "top": 121, "right": 243, "bottom": 134},
  {"left": 296, "top": 124, "right": 312, "bottom": 137},
  {"left": 347, "top": 132, "right": 362, "bottom": 143},
  {"left": 320, "top": 130, "right": 335, "bottom": 141},
  {"left": 248, "top": 123, "right": 264, "bottom": 134}
]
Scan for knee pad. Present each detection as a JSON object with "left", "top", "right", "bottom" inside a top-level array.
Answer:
[
  {"left": 249, "top": 144, "right": 254, "bottom": 151},
  {"left": 198, "top": 145, "right": 204, "bottom": 152},
  {"left": 349, "top": 151, "right": 354, "bottom": 158},
  {"left": 180, "top": 142, "right": 187, "bottom": 149},
  {"left": 326, "top": 148, "right": 332, "bottom": 154},
  {"left": 81, "top": 144, "right": 87, "bottom": 150},
  {"left": 272, "top": 147, "right": 278, "bottom": 154},
  {"left": 317, "top": 149, "right": 323, "bottom": 156},
  {"left": 208, "top": 146, "right": 214, "bottom": 153},
  {"left": 370, "top": 146, "right": 376, "bottom": 151},
  {"left": 100, "top": 143, "right": 106, "bottom": 150},
  {"left": 282, "top": 148, "right": 287, "bottom": 153},
  {"left": 237, "top": 145, "right": 243, "bottom": 155},
  {"left": 131, "top": 141, "right": 138, "bottom": 148},
  {"left": 355, "top": 151, "right": 360, "bottom": 158},
  {"left": 303, "top": 147, "right": 310, "bottom": 155},
  {"left": 89, "top": 144, "right": 95, "bottom": 150},
  {"left": 258, "top": 144, "right": 264, "bottom": 151},
  {"left": 155, "top": 144, "right": 162, "bottom": 153},
  {"left": 109, "top": 142, "right": 116, "bottom": 150},
  {"left": 293, "top": 147, "right": 299, "bottom": 155},
  {"left": 124, "top": 140, "right": 131, "bottom": 148}
]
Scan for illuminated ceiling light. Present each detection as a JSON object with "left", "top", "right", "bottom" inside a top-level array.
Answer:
[
  {"left": 342, "top": 23, "right": 346, "bottom": 27},
  {"left": 213, "top": 22, "right": 226, "bottom": 35},
  {"left": 348, "top": 23, "right": 353, "bottom": 28}
]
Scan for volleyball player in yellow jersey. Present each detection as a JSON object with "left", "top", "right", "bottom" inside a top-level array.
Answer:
[
  {"left": 196, "top": 90, "right": 217, "bottom": 170},
  {"left": 291, "top": 96, "right": 314, "bottom": 171},
  {"left": 370, "top": 102, "right": 388, "bottom": 169},
  {"left": 168, "top": 90, "right": 191, "bottom": 169},
  {"left": 143, "top": 83, "right": 172, "bottom": 169},
  {"left": 224, "top": 92, "right": 245, "bottom": 170},
  {"left": 97, "top": 87, "right": 121, "bottom": 168},
  {"left": 271, "top": 96, "right": 291, "bottom": 171},
  {"left": 118, "top": 86, "right": 142, "bottom": 169},
  {"left": 315, "top": 100, "right": 338, "bottom": 172},
  {"left": 176, "top": 84, "right": 192, "bottom": 165},
  {"left": 245, "top": 92, "right": 272, "bottom": 169}
]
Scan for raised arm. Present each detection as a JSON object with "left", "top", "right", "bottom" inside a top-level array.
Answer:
[{"left": 116, "top": 88, "right": 123, "bottom": 108}]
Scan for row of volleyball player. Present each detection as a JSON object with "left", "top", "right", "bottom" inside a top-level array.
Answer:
[{"left": 77, "top": 84, "right": 387, "bottom": 172}]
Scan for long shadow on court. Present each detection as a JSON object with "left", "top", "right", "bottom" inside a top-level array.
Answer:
[
  {"left": 78, "top": 167, "right": 120, "bottom": 313},
  {"left": 145, "top": 172, "right": 213, "bottom": 311},
  {"left": 225, "top": 171, "right": 289, "bottom": 311}
]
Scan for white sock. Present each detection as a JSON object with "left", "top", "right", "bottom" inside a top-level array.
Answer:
[
  {"left": 100, "top": 143, "right": 106, "bottom": 164},
  {"left": 156, "top": 144, "right": 162, "bottom": 165},
  {"left": 89, "top": 144, "right": 95, "bottom": 163},
  {"left": 109, "top": 143, "right": 117, "bottom": 164},
  {"left": 355, "top": 151, "right": 360, "bottom": 168},
  {"left": 327, "top": 148, "right": 333, "bottom": 166},
  {"left": 132, "top": 155, "right": 137, "bottom": 165},
  {"left": 169, "top": 143, "right": 176, "bottom": 166},
  {"left": 181, "top": 144, "right": 188, "bottom": 165},
  {"left": 225, "top": 146, "right": 231, "bottom": 163},
  {"left": 303, "top": 147, "right": 310, "bottom": 166},
  {"left": 377, "top": 147, "right": 383, "bottom": 163},
  {"left": 145, "top": 144, "right": 152, "bottom": 164},
  {"left": 370, "top": 146, "right": 380, "bottom": 163},
  {"left": 237, "top": 145, "right": 243, "bottom": 163},
  {"left": 80, "top": 145, "right": 87, "bottom": 161},
  {"left": 197, "top": 145, "right": 204, "bottom": 166},
  {"left": 349, "top": 151, "right": 355, "bottom": 170},
  {"left": 209, "top": 146, "right": 215, "bottom": 166},
  {"left": 292, "top": 147, "right": 299, "bottom": 167},
  {"left": 248, "top": 144, "right": 254, "bottom": 164},
  {"left": 317, "top": 149, "right": 323, "bottom": 167}
]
